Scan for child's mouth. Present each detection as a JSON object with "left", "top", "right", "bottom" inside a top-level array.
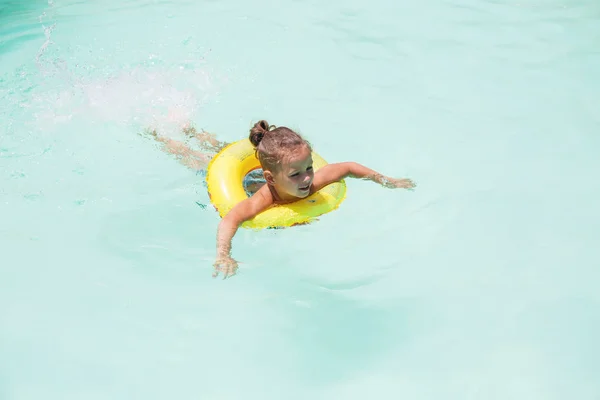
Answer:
[{"left": 299, "top": 184, "right": 310, "bottom": 192}]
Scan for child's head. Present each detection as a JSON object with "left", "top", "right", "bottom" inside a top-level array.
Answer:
[{"left": 249, "top": 120, "right": 314, "bottom": 198}]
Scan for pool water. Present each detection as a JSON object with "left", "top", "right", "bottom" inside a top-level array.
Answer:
[{"left": 1, "top": 0, "right": 599, "bottom": 399}]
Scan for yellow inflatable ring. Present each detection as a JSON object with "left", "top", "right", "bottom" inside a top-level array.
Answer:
[{"left": 206, "top": 139, "right": 347, "bottom": 229}]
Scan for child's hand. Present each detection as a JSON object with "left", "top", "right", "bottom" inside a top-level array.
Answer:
[
  {"left": 213, "top": 255, "right": 239, "bottom": 279},
  {"left": 382, "top": 177, "right": 416, "bottom": 190}
]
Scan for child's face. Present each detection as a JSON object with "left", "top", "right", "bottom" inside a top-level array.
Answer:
[{"left": 270, "top": 145, "right": 314, "bottom": 199}]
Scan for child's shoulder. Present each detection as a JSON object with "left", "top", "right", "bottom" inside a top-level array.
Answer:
[
  {"left": 246, "top": 184, "right": 275, "bottom": 209},
  {"left": 226, "top": 185, "right": 274, "bottom": 224}
]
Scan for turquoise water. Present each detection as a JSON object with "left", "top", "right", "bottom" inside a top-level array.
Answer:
[{"left": 2, "top": 0, "right": 600, "bottom": 398}]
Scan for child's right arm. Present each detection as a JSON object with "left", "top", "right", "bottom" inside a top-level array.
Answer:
[{"left": 213, "top": 186, "right": 273, "bottom": 279}]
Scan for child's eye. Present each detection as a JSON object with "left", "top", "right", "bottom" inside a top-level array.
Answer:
[
  {"left": 307, "top": 166, "right": 313, "bottom": 171},
  {"left": 290, "top": 172, "right": 299, "bottom": 177}
]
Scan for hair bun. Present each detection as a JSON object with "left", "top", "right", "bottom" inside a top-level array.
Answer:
[
  {"left": 250, "top": 131, "right": 264, "bottom": 147},
  {"left": 249, "top": 120, "right": 271, "bottom": 147}
]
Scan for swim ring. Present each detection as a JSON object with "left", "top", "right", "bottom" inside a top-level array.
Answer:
[{"left": 206, "top": 139, "right": 346, "bottom": 229}]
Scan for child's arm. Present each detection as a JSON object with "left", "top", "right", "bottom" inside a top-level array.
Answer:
[
  {"left": 213, "top": 186, "right": 274, "bottom": 279},
  {"left": 312, "top": 162, "right": 416, "bottom": 192}
]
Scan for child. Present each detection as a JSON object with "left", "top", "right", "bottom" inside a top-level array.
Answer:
[{"left": 212, "top": 120, "right": 416, "bottom": 279}]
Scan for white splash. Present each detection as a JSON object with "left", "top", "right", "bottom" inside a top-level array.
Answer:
[{"left": 30, "top": 65, "right": 221, "bottom": 136}]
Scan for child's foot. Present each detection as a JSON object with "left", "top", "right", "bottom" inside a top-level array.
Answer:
[{"left": 139, "top": 127, "right": 159, "bottom": 140}]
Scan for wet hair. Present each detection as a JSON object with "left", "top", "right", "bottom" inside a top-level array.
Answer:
[{"left": 249, "top": 120, "right": 311, "bottom": 171}]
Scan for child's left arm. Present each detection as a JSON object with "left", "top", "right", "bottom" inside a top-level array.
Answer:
[{"left": 312, "top": 162, "right": 416, "bottom": 191}]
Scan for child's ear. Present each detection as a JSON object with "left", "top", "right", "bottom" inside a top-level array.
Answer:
[{"left": 263, "top": 170, "right": 275, "bottom": 185}]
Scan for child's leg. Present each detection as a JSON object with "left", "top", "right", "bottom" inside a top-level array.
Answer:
[
  {"left": 146, "top": 128, "right": 211, "bottom": 171},
  {"left": 182, "top": 125, "right": 228, "bottom": 152}
]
